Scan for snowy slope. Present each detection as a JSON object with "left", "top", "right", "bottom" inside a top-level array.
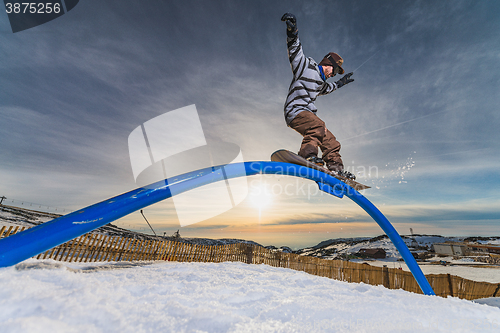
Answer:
[
  {"left": 1, "top": 260, "right": 499, "bottom": 333},
  {"left": 297, "top": 235, "right": 407, "bottom": 259},
  {"left": 0, "top": 205, "right": 56, "bottom": 227},
  {"left": 0, "top": 205, "right": 143, "bottom": 239},
  {"left": 0, "top": 205, "right": 263, "bottom": 246},
  {"left": 296, "top": 234, "right": 500, "bottom": 260}
]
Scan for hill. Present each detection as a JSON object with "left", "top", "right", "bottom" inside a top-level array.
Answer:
[{"left": 0, "top": 204, "right": 261, "bottom": 246}]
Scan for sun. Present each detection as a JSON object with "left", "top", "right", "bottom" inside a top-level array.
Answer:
[{"left": 248, "top": 180, "right": 273, "bottom": 218}]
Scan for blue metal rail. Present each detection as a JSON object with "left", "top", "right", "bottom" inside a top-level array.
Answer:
[{"left": 0, "top": 161, "right": 435, "bottom": 295}]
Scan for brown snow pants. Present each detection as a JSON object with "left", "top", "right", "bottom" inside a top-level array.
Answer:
[{"left": 289, "top": 110, "right": 344, "bottom": 172}]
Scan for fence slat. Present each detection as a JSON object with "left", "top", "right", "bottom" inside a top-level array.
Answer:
[
  {"left": 94, "top": 235, "right": 110, "bottom": 262},
  {"left": 64, "top": 236, "right": 82, "bottom": 262},
  {"left": 117, "top": 238, "right": 132, "bottom": 262},
  {"left": 0, "top": 226, "right": 6, "bottom": 238},
  {"left": 132, "top": 239, "right": 144, "bottom": 261},
  {"left": 67, "top": 235, "right": 85, "bottom": 263},
  {"left": 112, "top": 237, "right": 126, "bottom": 262},
  {"left": 82, "top": 233, "right": 99, "bottom": 262},
  {"left": 143, "top": 240, "right": 154, "bottom": 261},
  {"left": 102, "top": 236, "right": 116, "bottom": 262},
  {"left": 124, "top": 239, "right": 138, "bottom": 261}
]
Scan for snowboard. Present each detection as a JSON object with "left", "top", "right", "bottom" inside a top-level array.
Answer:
[{"left": 270, "top": 149, "right": 370, "bottom": 191}]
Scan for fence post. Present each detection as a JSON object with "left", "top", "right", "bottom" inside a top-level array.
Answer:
[
  {"left": 245, "top": 244, "right": 253, "bottom": 264},
  {"left": 382, "top": 266, "right": 390, "bottom": 289},
  {"left": 447, "top": 274, "right": 454, "bottom": 297},
  {"left": 494, "top": 284, "right": 500, "bottom": 297}
]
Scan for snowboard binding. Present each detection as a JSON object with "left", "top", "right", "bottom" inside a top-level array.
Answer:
[
  {"left": 306, "top": 156, "right": 325, "bottom": 167},
  {"left": 336, "top": 169, "right": 356, "bottom": 180}
]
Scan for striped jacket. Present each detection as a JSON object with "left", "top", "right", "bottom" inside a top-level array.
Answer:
[{"left": 284, "top": 35, "right": 337, "bottom": 125}]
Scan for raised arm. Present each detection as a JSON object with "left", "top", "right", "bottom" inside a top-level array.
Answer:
[{"left": 281, "top": 13, "right": 306, "bottom": 80}]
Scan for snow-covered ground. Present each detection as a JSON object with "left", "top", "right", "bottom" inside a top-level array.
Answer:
[
  {"left": 299, "top": 235, "right": 469, "bottom": 259},
  {"left": 0, "top": 205, "right": 55, "bottom": 228},
  {"left": 1, "top": 259, "right": 499, "bottom": 333},
  {"left": 477, "top": 239, "right": 500, "bottom": 245},
  {"left": 300, "top": 235, "right": 500, "bottom": 259}
]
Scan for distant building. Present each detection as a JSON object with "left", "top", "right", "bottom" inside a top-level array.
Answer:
[
  {"left": 466, "top": 244, "right": 500, "bottom": 255},
  {"left": 432, "top": 243, "right": 468, "bottom": 256},
  {"left": 358, "top": 248, "right": 386, "bottom": 259}
]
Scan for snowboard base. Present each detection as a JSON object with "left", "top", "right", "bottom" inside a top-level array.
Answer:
[{"left": 270, "top": 149, "right": 370, "bottom": 191}]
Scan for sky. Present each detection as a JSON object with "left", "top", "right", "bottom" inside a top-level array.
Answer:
[{"left": 1, "top": 0, "right": 500, "bottom": 249}]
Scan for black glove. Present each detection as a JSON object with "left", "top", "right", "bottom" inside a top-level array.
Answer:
[
  {"left": 335, "top": 72, "right": 354, "bottom": 88},
  {"left": 281, "top": 13, "right": 298, "bottom": 38}
]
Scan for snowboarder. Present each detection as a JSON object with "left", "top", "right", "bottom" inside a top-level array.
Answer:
[{"left": 281, "top": 13, "right": 355, "bottom": 180}]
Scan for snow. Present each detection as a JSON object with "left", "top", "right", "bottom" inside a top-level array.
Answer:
[
  {"left": 477, "top": 239, "right": 500, "bottom": 245},
  {"left": 347, "top": 239, "right": 401, "bottom": 257},
  {"left": 1, "top": 259, "right": 499, "bottom": 332},
  {"left": 409, "top": 235, "right": 457, "bottom": 246},
  {"left": 475, "top": 297, "right": 500, "bottom": 309},
  {"left": 299, "top": 235, "right": 465, "bottom": 259},
  {"left": 0, "top": 206, "right": 55, "bottom": 228}
]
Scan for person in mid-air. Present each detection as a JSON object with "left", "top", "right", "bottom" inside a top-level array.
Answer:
[{"left": 281, "top": 13, "right": 356, "bottom": 180}]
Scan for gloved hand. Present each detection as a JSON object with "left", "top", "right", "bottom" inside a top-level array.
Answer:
[
  {"left": 335, "top": 72, "right": 354, "bottom": 88},
  {"left": 281, "top": 13, "right": 298, "bottom": 38}
]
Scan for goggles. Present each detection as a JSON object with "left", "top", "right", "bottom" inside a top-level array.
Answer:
[{"left": 326, "top": 54, "right": 344, "bottom": 75}]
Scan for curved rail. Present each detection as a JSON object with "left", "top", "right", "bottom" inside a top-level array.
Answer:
[{"left": 0, "top": 161, "right": 435, "bottom": 295}]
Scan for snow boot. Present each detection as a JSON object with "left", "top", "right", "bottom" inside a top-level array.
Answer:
[{"left": 306, "top": 156, "right": 325, "bottom": 167}]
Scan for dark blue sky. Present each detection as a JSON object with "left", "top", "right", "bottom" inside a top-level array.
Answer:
[{"left": 1, "top": 1, "right": 499, "bottom": 247}]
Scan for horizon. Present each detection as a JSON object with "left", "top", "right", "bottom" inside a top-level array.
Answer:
[
  {"left": 1, "top": 1, "right": 500, "bottom": 249},
  {"left": 1, "top": 203, "right": 499, "bottom": 251}
]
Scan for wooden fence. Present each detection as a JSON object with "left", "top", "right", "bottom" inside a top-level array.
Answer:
[{"left": 2, "top": 225, "right": 500, "bottom": 300}]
